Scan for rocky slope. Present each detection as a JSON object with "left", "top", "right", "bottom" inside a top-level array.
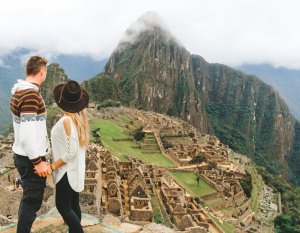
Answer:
[
  {"left": 238, "top": 64, "right": 300, "bottom": 120},
  {"left": 83, "top": 14, "right": 299, "bottom": 183},
  {"left": 41, "top": 63, "right": 68, "bottom": 105}
]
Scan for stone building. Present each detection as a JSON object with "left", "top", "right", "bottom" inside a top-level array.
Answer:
[{"left": 128, "top": 167, "right": 153, "bottom": 222}]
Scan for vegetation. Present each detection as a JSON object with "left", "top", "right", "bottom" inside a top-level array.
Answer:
[
  {"left": 46, "top": 105, "right": 62, "bottom": 134},
  {"left": 97, "top": 99, "right": 121, "bottom": 108},
  {"left": 247, "top": 165, "right": 264, "bottom": 212},
  {"left": 90, "top": 119, "right": 175, "bottom": 166},
  {"left": 2, "top": 123, "right": 13, "bottom": 137},
  {"left": 210, "top": 215, "right": 234, "bottom": 233},
  {"left": 133, "top": 127, "right": 145, "bottom": 141},
  {"left": 41, "top": 63, "right": 68, "bottom": 105},
  {"left": 275, "top": 214, "right": 300, "bottom": 233},
  {"left": 169, "top": 171, "right": 217, "bottom": 197},
  {"left": 257, "top": 167, "right": 300, "bottom": 232},
  {"left": 151, "top": 196, "right": 163, "bottom": 224},
  {"left": 161, "top": 138, "right": 173, "bottom": 149},
  {"left": 83, "top": 74, "right": 120, "bottom": 103},
  {"left": 239, "top": 171, "right": 253, "bottom": 198},
  {"left": 189, "top": 155, "right": 207, "bottom": 164},
  {"left": 287, "top": 121, "right": 300, "bottom": 185},
  {"left": 205, "top": 93, "right": 287, "bottom": 178}
]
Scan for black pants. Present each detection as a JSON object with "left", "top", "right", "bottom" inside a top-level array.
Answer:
[
  {"left": 56, "top": 173, "right": 83, "bottom": 233},
  {"left": 13, "top": 153, "right": 46, "bottom": 233}
]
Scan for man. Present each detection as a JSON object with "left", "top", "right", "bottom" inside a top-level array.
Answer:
[{"left": 10, "top": 56, "right": 52, "bottom": 233}]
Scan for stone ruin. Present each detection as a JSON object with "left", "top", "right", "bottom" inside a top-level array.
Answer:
[
  {"left": 80, "top": 143, "right": 103, "bottom": 216},
  {"left": 128, "top": 167, "right": 153, "bottom": 222},
  {"left": 99, "top": 147, "right": 154, "bottom": 223},
  {"left": 83, "top": 107, "right": 278, "bottom": 231},
  {"left": 198, "top": 167, "right": 256, "bottom": 229},
  {"left": 159, "top": 173, "right": 216, "bottom": 232}
]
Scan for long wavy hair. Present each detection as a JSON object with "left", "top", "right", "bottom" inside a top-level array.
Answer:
[{"left": 64, "top": 109, "right": 90, "bottom": 147}]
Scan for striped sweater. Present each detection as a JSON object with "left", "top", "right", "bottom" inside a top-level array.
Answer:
[{"left": 10, "top": 79, "right": 49, "bottom": 163}]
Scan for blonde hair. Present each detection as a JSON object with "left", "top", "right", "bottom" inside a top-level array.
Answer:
[{"left": 64, "top": 109, "right": 90, "bottom": 147}]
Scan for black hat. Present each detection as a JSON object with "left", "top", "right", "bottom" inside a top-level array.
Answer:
[{"left": 53, "top": 80, "right": 89, "bottom": 113}]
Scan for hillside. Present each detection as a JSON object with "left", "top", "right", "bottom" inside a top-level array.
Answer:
[
  {"left": 41, "top": 63, "right": 69, "bottom": 105},
  {"left": 83, "top": 14, "right": 299, "bottom": 184},
  {"left": 238, "top": 64, "right": 300, "bottom": 120},
  {"left": 0, "top": 55, "right": 23, "bottom": 133}
]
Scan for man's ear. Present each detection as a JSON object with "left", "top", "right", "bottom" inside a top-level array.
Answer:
[{"left": 40, "top": 67, "right": 47, "bottom": 79}]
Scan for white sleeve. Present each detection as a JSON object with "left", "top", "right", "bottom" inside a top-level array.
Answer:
[{"left": 61, "top": 120, "right": 79, "bottom": 163}]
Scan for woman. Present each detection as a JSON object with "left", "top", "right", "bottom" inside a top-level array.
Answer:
[{"left": 50, "top": 80, "right": 89, "bottom": 233}]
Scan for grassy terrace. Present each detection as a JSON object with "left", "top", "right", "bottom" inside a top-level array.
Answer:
[
  {"left": 169, "top": 171, "right": 217, "bottom": 197},
  {"left": 210, "top": 215, "right": 234, "bottom": 233},
  {"left": 248, "top": 164, "right": 264, "bottom": 212},
  {"left": 205, "top": 197, "right": 226, "bottom": 208},
  {"left": 91, "top": 119, "right": 175, "bottom": 167}
]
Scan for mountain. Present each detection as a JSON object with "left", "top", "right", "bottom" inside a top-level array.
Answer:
[
  {"left": 83, "top": 13, "right": 300, "bottom": 184},
  {"left": 238, "top": 64, "right": 300, "bottom": 120},
  {"left": 41, "top": 63, "right": 69, "bottom": 105},
  {"left": 0, "top": 51, "right": 24, "bottom": 133},
  {"left": 54, "top": 54, "right": 107, "bottom": 82}
]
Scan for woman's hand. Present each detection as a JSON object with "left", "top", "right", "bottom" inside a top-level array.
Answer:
[{"left": 34, "top": 161, "right": 52, "bottom": 177}]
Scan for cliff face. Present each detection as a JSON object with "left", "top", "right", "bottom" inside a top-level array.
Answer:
[
  {"left": 104, "top": 27, "right": 209, "bottom": 131},
  {"left": 41, "top": 63, "right": 68, "bottom": 105},
  {"left": 85, "top": 17, "right": 299, "bottom": 182},
  {"left": 200, "top": 62, "right": 295, "bottom": 168}
]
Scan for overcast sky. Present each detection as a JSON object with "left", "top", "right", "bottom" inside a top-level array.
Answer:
[{"left": 0, "top": 0, "right": 300, "bottom": 69}]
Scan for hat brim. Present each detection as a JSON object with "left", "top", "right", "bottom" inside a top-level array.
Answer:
[{"left": 53, "top": 83, "right": 89, "bottom": 113}]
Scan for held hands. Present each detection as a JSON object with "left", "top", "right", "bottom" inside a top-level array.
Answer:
[{"left": 34, "top": 161, "right": 52, "bottom": 177}]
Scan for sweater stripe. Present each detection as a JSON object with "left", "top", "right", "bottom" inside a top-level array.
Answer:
[{"left": 10, "top": 88, "right": 45, "bottom": 118}]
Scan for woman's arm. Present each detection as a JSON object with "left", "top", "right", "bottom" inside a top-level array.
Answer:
[
  {"left": 51, "top": 158, "right": 65, "bottom": 171},
  {"left": 51, "top": 117, "right": 77, "bottom": 170}
]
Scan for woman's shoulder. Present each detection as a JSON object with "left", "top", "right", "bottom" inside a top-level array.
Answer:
[{"left": 63, "top": 117, "right": 71, "bottom": 136}]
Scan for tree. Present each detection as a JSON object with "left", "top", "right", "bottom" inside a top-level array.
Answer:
[
  {"left": 133, "top": 127, "right": 145, "bottom": 141},
  {"left": 189, "top": 155, "right": 207, "bottom": 164},
  {"left": 196, "top": 174, "right": 200, "bottom": 187}
]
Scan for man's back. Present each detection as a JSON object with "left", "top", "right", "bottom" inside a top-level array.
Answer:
[
  {"left": 10, "top": 80, "right": 49, "bottom": 159},
  {"left": 11, "top": 56, "right": 51, "bottom": 233}
]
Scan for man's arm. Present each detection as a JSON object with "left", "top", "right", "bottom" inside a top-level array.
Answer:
[{"left": 19, "top": 90, "right": 51, "bottom": 176}]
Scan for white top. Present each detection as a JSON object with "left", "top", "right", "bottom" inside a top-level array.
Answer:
[{"left": 51, "top": 116, "right": 86, "bottom": 192}]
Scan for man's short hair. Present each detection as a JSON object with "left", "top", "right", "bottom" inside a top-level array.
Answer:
[{"left": 26, "top": 56, "right": 47, "bottom": 76}]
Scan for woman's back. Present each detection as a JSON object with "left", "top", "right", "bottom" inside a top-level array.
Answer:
[{"left": 51, "top": 115, "right": 86, "bottom": 192}]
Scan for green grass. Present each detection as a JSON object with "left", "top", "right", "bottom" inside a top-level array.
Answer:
[
  {"left": 90, "top": 119, "right": 175, "bottom": 167},
  {"left": 151, "top": 194, "right": 173, "bottom": 228},
  {"left": 198, "top": 138, "right": 206, "bottom": 145},
  {"left": 169, "top": 171, "right": 217, "bottom": 197},
  {"left": 221, "top": 207, "right": 235, "bottom": 217},
  {"left": 210, "top": 216, "right": 234, "bottom": 233},
  {"left": 151, "top": 196, "right": 163, "bottom": 224},
  {"left": 205, "top": 197, "right": 227, "bottom": 209},
  {"left": 118, "top": 113, "right": 133, "bottom": 123},
  {"left": 247, "top": 164, "right": 264, "bottom": 212},
  {"left": 117, "top": 113, "right": 142, "bottom": 128}
]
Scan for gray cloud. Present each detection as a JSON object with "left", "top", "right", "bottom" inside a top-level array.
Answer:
[{"left": 0, "top": 0, "right": 300, "bottom": 68}]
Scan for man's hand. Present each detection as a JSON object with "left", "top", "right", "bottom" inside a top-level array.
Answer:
[{"left": 34, "top": 161, "right": 52, "bottom": 177}]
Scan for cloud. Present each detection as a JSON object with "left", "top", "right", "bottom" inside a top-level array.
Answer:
[{"left": 0, "top": 0, "right": 300, "bottom": 69}]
